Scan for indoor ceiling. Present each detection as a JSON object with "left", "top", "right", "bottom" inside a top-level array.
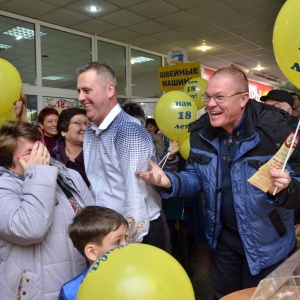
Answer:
[{"left": 0, "top": 0, "right": 296, "bottom": 92}]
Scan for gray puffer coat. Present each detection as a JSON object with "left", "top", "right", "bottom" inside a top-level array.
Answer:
[{"left": 0, "top": 161, "right": 95, "bottom": 300}]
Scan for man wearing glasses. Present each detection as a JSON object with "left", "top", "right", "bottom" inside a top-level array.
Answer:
[{"left": 136, "top": 67, "right": 300, "bottom": 299}]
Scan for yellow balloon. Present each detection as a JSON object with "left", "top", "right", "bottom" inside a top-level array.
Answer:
[
  {"left": 77, "top": 244, "right": 195, "bottom": 300},
  {"left": 0, "top": 108, "right": 16, "bottom": 126},
  {"left": 184, "top": 77, "right": 208, "bottom": 109},
  {"left": 155, "top": 91, "right": 197, "bottom": 142},
  {"left": 0, "top": 59, "right": 22, "bottom": 116},
  {"left": 179, "top": 133, "right": 190, "bottom": 160},
  {"left": 273, "top": 0, "right": 300, "bottom": 88}
]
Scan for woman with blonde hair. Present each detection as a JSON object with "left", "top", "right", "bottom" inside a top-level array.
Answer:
[{"left": 13, "top": 93, "right": 28, "bottom": 122}]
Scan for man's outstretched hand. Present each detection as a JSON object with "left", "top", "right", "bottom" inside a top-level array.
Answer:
[{"left": 135, "top": 160, "right": 172, "bottom": 188}]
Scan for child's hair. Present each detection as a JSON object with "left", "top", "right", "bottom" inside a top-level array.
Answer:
[{"left": 69, "top": 206, "right": 128, "bottom": 257}]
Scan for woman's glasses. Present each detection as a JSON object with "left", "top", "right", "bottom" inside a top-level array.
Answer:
[{"left": 69, "top": 120, "right": 90, "bottom": 127}]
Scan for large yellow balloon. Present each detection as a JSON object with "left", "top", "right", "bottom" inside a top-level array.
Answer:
[
  {"left": 155, "top": 91, "right": 197, "bottom": 142},
  {"left": 273, "top": 0, "right": 300, "bottom": 88},
  {"left": 184, "top": 77, "right": 208, "bottom": 109},
  {"left": 0, "top": 108, "right": 16, "bottom": 126},
  {"left": 179, "top": 133, "right": 190, "bottom": 160},
  {"left": 77, "top": 244, "right": 195, "bottom": 300},
  {"left": 0, "top": 59, "right": 22, "bottom": 116}
]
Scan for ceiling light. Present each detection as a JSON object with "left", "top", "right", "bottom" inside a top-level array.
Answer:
[
  {"left": 197, "top": 44, "right": 212, "bottom": 52},
  {"left": 0, "top": 43, "right": 12, "bottom": 49},
  {"left": 253, "top": 64, "right": 264, "bottom": 71},
  {"left": 131, "top": 56, "right": 154, "bottom": 64},
  {"left": 89, "top": 5, "right": 99, "bottom": 12},
  {"left": 3, "top": 26, "right": 46, "bottom": 40}
]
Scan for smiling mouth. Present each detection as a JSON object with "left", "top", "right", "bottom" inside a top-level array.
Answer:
[{"left": 210, "top": 112, "right": 222, "bottom": 116}]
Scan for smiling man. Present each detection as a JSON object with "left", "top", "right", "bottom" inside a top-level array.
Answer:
[
  {"left": 76, "top": 62, "right": 167, "bottom": 251},
  {"left": 136, "top": 66, "right": 300, "bottom": 299}
]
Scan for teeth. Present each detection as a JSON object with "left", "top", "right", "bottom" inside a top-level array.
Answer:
[{"left": 85, "top": 104, "right": 90, "bottom": 108}]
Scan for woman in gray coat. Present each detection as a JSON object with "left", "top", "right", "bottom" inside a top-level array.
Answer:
[{"left": 0, "top": 121, "right": 95, "bottom": 300}]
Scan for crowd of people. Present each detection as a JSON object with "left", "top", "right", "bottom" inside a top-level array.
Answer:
[{"left": 1, "top": 63, "right": 300, "bottom": 300}]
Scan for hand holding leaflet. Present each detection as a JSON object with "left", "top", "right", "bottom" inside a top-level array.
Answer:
[{"left": 248, "top": 120, "right": 300, "bottom": 194}]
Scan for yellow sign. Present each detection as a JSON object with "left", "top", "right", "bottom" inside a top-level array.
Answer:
[{"left": 158, "top": 62, "right": 201, "bottom": 91}]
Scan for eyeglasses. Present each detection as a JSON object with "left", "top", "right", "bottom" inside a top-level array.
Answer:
[
  {"left": 204, "top": 91, "right": 247, "bottom": 103},
  {"left": 69, "top": 120, "right": 90, "bottom": 127}
]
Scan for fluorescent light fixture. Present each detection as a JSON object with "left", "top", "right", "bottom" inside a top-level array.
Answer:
[
  {"left": 131, "top": 56, "right": 154, "bottom": 64},
  {"left": 0, "top": 43, "right": 12, "bottom": 49},
  {"left": 89, "top": 5, "right": 99, "bottom": 12},
  {"left": 3, "top": 26, "right": 46, "bottom": 40},
  {"left": 42, "top": 76, "right": 64, "bottom": 80}
]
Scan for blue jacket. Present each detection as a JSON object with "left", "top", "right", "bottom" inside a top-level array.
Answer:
[
  {"left": 160, "top": 100, "right": 300, "bottom": 275},
  {"left": 58, "top": 269, "right": 88, "bottom": 300}
]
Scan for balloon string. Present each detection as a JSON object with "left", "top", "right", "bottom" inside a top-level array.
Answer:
[{"left": 157, "top": 152, "right": 170, "bottom": 170}]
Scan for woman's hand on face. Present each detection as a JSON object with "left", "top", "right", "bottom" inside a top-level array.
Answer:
[{"left": 18, "top": 141, "right": 50, "bottom": 171}]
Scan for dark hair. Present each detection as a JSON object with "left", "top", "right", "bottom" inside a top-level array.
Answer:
[
  {"left": 68, "top": 206, "right": 128, "bottom": 258},
  {"left": 0, "top": 121, "right": 42, "bottom": 169},
  {"left": 123, "top": 102, "right": 145, "bottom": 120},
  {"left": 57, "top": 108, "right": 87, "bottom": 140},
  {"left": 76, "top": 62, "right": 117, "bottom": 87},
  {"left": 145, "top": 118, "right": 159, "bottom": 133},
  {"left": 38, "top": 107, "right": 59, "bottom": 124}
]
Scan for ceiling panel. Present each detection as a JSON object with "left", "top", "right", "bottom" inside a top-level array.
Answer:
[
  {"left": 0, "top": 0, "right": 298, "bottom": 92},
  {"left": 127, "top": 20, "right": 168, "bottom": 35},
  {"left": 100, "top": 10, "right": 147, "bottom": 27},
  {"left": 0, "top": 0, "right": 56, "bottom": 17},
  {"left": 72, "top": 19, "right": 118, "bottom": 34},
  {"left": 128, "top": 0, "right": 179, "bottom": 18}
]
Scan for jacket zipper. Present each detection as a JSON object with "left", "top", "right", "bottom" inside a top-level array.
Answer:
[{"left": 211, "top": 150, "right": 220, "bottom": 249}]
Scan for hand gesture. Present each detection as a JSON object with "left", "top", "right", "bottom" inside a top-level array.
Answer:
[{"left": 135, "top": 160, "right": 171, "bottom": 188}]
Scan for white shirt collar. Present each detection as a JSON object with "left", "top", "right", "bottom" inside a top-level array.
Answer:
[{"left": 91, "top": 104, "right": 122, "bottom": 135}]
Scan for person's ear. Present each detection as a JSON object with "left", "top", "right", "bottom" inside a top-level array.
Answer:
[
  {"left": 240, "top": 92, "right": 250, "bottom": 108},
  {"left": 84, "top": 243, "right": 100, "bottom": 262},
  {"left": 38, "top": 122, "right": 44, "bottom": 130},
  {"left": 107, "top": 82, "right": 115, "bottom": 98},
  {"left": 61, "top": 131, "right": 66, "bottom": 137}
]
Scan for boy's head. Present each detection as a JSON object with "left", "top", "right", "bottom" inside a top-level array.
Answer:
[{"left": 69, "top": 206, "right": 128, "bottom": 264}]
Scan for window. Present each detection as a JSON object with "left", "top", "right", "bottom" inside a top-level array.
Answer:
[
  {"left": 0, "top": 15, "right": 36, "bottom": 86},
  {"left": 98, "top": 40, "right": 126, "bottom": 96},
  {"left": 41, "top": 26, "right": 92, "bottom": 90}
]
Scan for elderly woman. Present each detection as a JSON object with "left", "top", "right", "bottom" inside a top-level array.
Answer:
[
  {"left": 0, "top": 121, "right": 94, "bottom": 300},
  {"left": 13, "top": 93, "right": 28, "bottom": 122},
  {"left": 38, "top": 107, "right": 59, "bottom": 151},
  {"left": 50, "top": 108, "right": 90, "bottom": 186}
]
